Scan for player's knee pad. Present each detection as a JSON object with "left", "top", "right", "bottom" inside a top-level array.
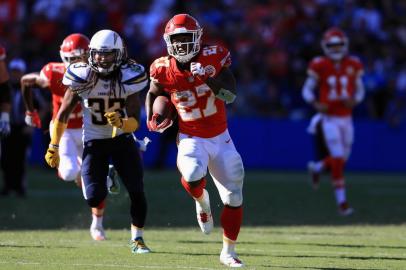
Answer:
[
  {"left": 179, "top": 161, "right": 206, "bottom": 182},
  {"left": 223, "top": 188, "right": 243, "bottom": 207}
]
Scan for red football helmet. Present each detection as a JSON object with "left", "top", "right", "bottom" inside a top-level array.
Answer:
[
  {"left": 60, "top": 33, "right": 90, "bottom": 65},
  {"left": 163, "top": 14, "right": 203, "bottom": 63},
  {"left": 321, "top": 27, "right": 348, "bottom": 61}
]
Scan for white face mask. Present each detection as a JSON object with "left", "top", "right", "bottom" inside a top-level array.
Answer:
[{"left": 164, "top": 30, "right": 202, "bottom": 63}]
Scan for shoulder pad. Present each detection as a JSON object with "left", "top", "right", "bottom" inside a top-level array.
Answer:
[
  {"left": 149, "top": 57, "right": 169, "bottom": 85},
  {"left": 121, "top": 63, "right": 147, "bottom": 85},
  {"left": 63, "top": 62, "right": 93, "bottom": 87}
]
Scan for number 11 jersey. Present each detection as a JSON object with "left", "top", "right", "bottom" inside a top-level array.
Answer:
[{"left": 307, "top": 55, "right": 364, "bottom": 116}]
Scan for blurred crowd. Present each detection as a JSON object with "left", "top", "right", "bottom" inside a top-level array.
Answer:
[{"left": 1, "top": 0, "right": 405, "bottom": 124}]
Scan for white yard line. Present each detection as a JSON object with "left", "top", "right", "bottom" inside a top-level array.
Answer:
[{"left": 0, "top": 261, "right": 219, "bottom": 270}]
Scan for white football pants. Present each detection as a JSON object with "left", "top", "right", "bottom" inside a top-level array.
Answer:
[
  {"left": 321, "top": 115, "right": 354, "bottom": 160},
  {"left": 177, "top": 129, "right": 244, "bottom": 207},
  {"left": 50, "top": 122, "right": 83, "bottom": 181}
]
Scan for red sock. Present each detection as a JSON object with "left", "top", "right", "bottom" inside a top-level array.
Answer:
[
  {"left": 331, "top": 158, "right": 345, "bottom": 188},
  {"left": 331, "top": 158, "right": 344, "bottom": 179},
  {"left": 181, "top": 177, "right": 206, "bottom": 198},
  {"left": 221, "top": 205, "right": 243, "bottom": 241},
  {"left": 322, "top": 156, "right": 333, "bottom": 170}
]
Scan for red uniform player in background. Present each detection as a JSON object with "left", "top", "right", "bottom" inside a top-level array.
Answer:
[
  {"left": 302, "top": 27, "right": 365, "bottom": 216},
  {"left": 146, "top": 14, "right": 245, "bottom": 267}
]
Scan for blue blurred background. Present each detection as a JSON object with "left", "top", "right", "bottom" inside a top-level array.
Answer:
[{"left": 2, "top": 0, "right": 405, "bottom": 171}]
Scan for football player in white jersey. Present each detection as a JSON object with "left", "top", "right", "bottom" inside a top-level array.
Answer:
[
  {"left": 44, "top": 30, "right": 150, "bottom": 253},
  {"left": 21, "top": 33, "right": 121, "bottom": 241}
]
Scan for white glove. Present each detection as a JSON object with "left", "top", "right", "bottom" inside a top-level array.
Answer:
[
  {"left": 190, "top": 62, "right": 208, "bottom": 81},
  {"left": 25, "top": 110, "right": 42, "bottom": 128},
  {"left": 133, "top": 135, "right": 151, "bottom": 152},
  {"left": 0, "top": 112, "right": 10, "bottom": 137}
]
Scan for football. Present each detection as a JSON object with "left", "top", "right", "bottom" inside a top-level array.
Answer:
[{"left": 152, "top": 95, "right": 176, "bottom": 124}]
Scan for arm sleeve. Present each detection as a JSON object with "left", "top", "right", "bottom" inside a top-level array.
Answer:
[
  {"left": 302, "top": 76, "right": 318, "bottom": 103},
  {"left": 354, "top": 76, "right": 365, "bottom": 103},
  {"left": 353, "top": 59, "right": 365, "bottom": 103}
]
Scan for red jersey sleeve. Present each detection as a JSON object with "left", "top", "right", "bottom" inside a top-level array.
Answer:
[
  {"left": 40, "top": 63, "right": 53, "bottom": 85},
  {"left": 149, "top": 57, "right": 170, "bottom": 85},
  {"left": 217, "top": 45, "right": 231, "bottom": 68},
  {"left": 307, "top": 56, "right": 325, "bottom": 78},
  {"left": 351, "top": 56, "right": 364, "bottom": 77}
]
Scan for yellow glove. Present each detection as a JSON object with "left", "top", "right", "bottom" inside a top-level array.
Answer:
[
  {"left": 104, "top": 111, "right": 122, "bottom": 127},
  {"left": 45, "top": 119, "right": 67, "bottom": 168},
  {"left": 45, "top": 144, "right": 60, "bottom": 168},
  {"left": 104, "top": 111, "right": 139, "bottom": 133}
]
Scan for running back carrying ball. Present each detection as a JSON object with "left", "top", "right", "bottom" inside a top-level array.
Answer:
[{"left": 151, "top": 95, "right": 175, "bottom": 132}]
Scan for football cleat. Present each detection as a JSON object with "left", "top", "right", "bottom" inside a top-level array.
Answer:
[
  {"left": 338, "top": 202, "right": 354, "bottom": 216},
  {"left": 307, "top": 161, "right": 320, "bottom": 190},
  {"left": 130, "top": 237, "right": 151, "bottom": 254},
  {"left": 220, "top": 252, "right": 244, "bottom": 268},
  {"left": 107, "top": 165, "right": 120, "bottom": 195},
  {"left": 90, "top": 225, "right": 106, "bottom": 241},
  {"left": 195, "top": 189, "right": 213, "bottom": 234}
]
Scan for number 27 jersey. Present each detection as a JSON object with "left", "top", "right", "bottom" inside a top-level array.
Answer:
[{"left": 150, "top": 44, "right": 231, "bottom": 138}]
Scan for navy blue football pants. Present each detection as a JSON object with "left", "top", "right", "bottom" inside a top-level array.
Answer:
[{"left": 81, "top": 134, "right": 147, "bottom": 227}]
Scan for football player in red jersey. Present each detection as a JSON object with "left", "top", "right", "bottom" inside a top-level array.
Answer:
[
  {"left": 21, "top": 33, "right": 119, "bottom": 240},
  {"left": 146, "top": 14, "right": 245, "bottom": 267},
  {"left": 0, "top": 45, "right": 11, "bottom": 138},
  {"left": 302, "top": 27, "right": 365, "bottom": 216}
]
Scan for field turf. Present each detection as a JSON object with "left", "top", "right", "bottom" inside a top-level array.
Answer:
[{"left": 1, "top": 167, "right": 406, "bottom": 269}]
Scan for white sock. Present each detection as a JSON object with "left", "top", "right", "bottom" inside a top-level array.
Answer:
[
  {"left": 334, "top": 187, "right": 346, "bottom": 205},
  {"left": 196, "top": 189, "right": 210, "bottom": 212},
  {"left": 91, "top": 214, "right": 103, "bottom": 228},
  {"left": 131, "top": 225, "right": 144, "bottom": 240},
  {"left": 222, "top": 235, "right": 236, "bottom": 255}
]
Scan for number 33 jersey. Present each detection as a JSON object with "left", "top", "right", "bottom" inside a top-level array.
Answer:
[
  {"left": 150, "top": 44, "right": 231, "bottom": 138},
  {"left": 62, "top": 62, "right": 148, "bottom": 141},
  {"left": 308, "top": 55, "right": 364, "bottom": 116}
]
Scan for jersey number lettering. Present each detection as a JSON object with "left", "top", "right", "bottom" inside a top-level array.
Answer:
[
  {"left": 87, "top": 98, "right": 125, "bottom": 125},
  {"left": 327, "top": 75, "right": 349, "bottom": 100},
  {"left": 174, "top": 84, "right": 217, "bottom": 121}
]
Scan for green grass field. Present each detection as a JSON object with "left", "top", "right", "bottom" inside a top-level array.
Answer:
[{"left": 1, "top": 167, "right": 406, "bottom": 269}]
